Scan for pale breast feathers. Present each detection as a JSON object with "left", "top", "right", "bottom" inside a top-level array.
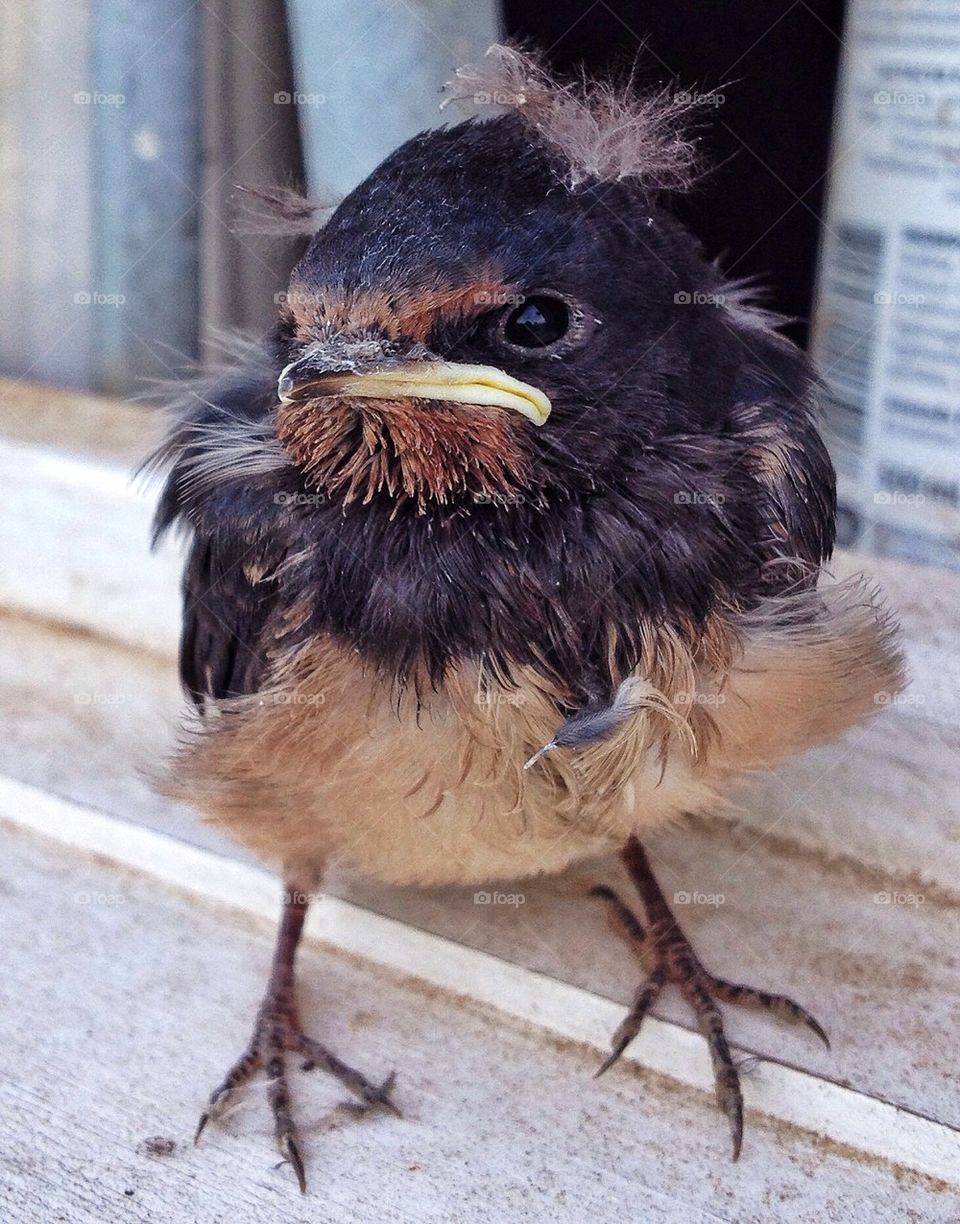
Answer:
[{"left": 161, "top": 574, "right": 902, "bottom": 887}]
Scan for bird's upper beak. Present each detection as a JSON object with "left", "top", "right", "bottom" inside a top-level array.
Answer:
[{"left": 277, "top": 352, "right": 551, "bottom": 427}]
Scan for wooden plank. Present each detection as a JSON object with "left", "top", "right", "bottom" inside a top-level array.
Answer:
[
  {"left": 0, "top": 609, "right": 958, "bottom": 1140},
  {"left": 0, "top": 377, "right": 162, "bottom": 464},
  {"left": 0, "top": 437, "right": 182, "bottom": 656},
  {"left": 2, "top": 785, "right": 959, "bottom": 1196},
  {"left": 6, "top": 824, "right": 957, "bottom": 1221}
]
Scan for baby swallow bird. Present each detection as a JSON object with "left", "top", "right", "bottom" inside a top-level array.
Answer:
[{"left": 151, "top": 47, "right": 903, "bottom": 1190}]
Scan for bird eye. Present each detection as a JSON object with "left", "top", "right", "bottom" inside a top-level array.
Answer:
[{"left": 501, "top": 295, "right": 573, "bottom": 350}]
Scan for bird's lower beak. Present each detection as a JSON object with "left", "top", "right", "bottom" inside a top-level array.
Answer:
[{"left": 278, "top": 360, "right": 551, "bottom": 427}]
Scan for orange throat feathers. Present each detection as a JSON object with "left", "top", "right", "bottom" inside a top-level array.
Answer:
[{"left": 276, "top": 395, "right": 533, "bottom": 511}]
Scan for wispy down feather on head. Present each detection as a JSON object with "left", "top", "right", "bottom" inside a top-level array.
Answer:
[
  {"left": 444, "top": 43, "right": 701, "bottom": 190},
  {"left": 231, "top": 183, "right": 338, "bottom": 238}
]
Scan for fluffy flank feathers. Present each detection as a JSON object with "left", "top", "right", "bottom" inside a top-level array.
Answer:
[
  {"left": 711, "top": 572, "right": 906, "bottom": 771},
  {"left": 140, "top": 332, "right": 291, "bottom": 525}
]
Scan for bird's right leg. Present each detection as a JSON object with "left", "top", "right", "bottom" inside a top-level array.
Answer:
[
  {"left": 194, "top": 878, "right": 399, "bottom": 1193},
  {"left": 593, "top": 836, "right": 828, "bottom": 1160}
]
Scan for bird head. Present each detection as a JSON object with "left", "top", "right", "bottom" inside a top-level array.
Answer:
[
  {"left": 273, "top": 103, "right": 704, "bottom": 513},
  {"left": 269, "top": 49, "right": 723, "bottom": 512}
]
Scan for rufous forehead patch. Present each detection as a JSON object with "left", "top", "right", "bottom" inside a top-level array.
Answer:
[{"left": 282, "top": 270, "right": 517, "bottom": 345}]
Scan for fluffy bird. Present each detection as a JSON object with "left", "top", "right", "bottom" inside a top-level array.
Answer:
[{"left": 151, "top": 47, "right": 902, "bottom": 1190}]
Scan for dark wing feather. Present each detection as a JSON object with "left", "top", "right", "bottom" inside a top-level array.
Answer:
[{"left": 178, "top": 533, "right": 279, "bottom": 706}]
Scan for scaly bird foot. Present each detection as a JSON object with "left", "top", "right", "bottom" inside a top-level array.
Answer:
[
  {"left": 194, "top": 996, "right": 399, "bottom": 1192},
  {"left": 591, "top": 871, "right": 828, "bottom": 1162},
  {"left": 194, "top": 888, "right": 398, "bottom": 1193}
]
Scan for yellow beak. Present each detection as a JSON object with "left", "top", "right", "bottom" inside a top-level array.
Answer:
[{"left": 279, "top": 361, "right": 551, "bottom": 427}]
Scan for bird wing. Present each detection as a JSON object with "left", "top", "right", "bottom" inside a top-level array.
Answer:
[
  {"left": 148, "top": 337, "right": 288, "bottom": 708},
  {"left": 177, "top": 530, "right": 280, "bottom": 706}
]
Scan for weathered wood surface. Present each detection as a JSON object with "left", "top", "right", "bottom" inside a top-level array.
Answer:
[{"left": 1, "top": 825, "right": 957, "bottom": 1222}]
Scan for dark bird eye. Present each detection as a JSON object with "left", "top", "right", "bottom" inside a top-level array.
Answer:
[{"left": 502, "top": 295, "right": 572, "bottom": 349}]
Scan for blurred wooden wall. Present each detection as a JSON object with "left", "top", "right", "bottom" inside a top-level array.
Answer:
[
  {"left": 0, "top": 1, "right": 96, "bottom": 389},
  {"left": 286, "top": 0, "right": 499, "bottom": 200},
  {"left": 0, "top": 0, "right": 301, "bottom": 395},
  {"left": 199, "top": 0, "right": 304, "bottom": 355},
  {"left": 0, "top": 0, "right": 498, "bottom": 397}
]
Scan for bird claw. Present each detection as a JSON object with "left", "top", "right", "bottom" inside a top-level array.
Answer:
[
  {"left": 194, "top": 1003, "right": 398, "bottom": 1192},
  {"left": 193, "top": 1097, "right": 225, "bottom": 1145},
  {"left": 279, "top": 1132, "right": 306, "bottom": 1195},
  {"left": 331, "top": 1070, "right": 402, "bottom": 1119},
  {"left": 593, "top": 884, "right": 829, "bottom": 1162},
  {"left": 365, "top": 1069, "right": 402, "bottom": 1116}
]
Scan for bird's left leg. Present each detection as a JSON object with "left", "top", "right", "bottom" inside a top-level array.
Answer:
[
  {"left": 593, "top": 835, "right": 828, "bottom": 1160},
  {"left": 194, "top": 879, "right": 398, "bottom": 1192}
]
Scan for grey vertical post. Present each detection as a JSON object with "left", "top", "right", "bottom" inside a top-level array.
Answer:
[
  {"left": 91, "top": 0, "right": 201, "bottom": 394},
  {"left": 199, "top": 0, "right": 305, "bottom": 348},
  {"left": 286, "top": 0, "right": 501, "bottom": 200},
  {"left": 0, "top": 1, "right": 94, "bottom": 390}
]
